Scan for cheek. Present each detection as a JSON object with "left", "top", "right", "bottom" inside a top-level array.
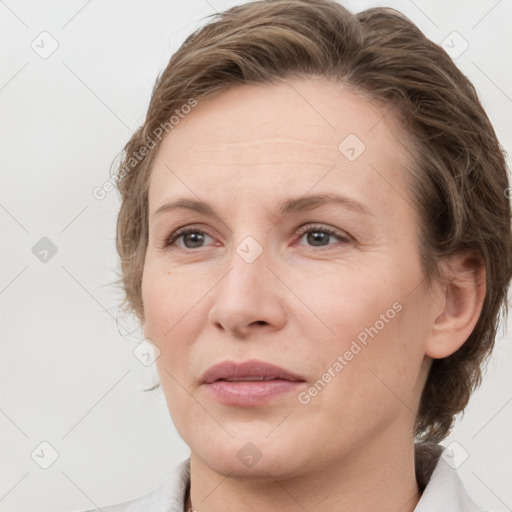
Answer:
[
  {"left": 142, "top": 268, "right": 168, "bottom": 341},
  {"left": 295, "top": 269, "right": 401, "bottom": 344},
  {"left": 142, "top": 264, "right": 213, "bottom": 396},
  {"left": 307, "top": 271, "right": 426, "bottom": 393},
  {"left": 305, "top": 305, "right": 422, "bottom": 440},
  {"left": 142, "top": 264, "right": 198, "bottom": 340},
  {"left": 330, "top": 292, "right": 431, "bottom": 418}
]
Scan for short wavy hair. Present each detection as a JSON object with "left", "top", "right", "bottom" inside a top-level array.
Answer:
[{"left": 111, "top": 0, "right": 512, "bottom": 442}]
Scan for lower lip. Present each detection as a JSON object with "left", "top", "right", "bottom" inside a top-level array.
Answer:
[{"left": 203, "top": 380, "right": 305, "bottom": 406}]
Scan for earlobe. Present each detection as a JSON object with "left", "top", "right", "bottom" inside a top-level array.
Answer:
[{"left": 425, "top": 251, "right": 486, "bottom": 359}]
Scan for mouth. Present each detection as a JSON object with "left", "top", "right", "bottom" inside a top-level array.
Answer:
[
  {"left": 200, "top": 360, "right": 306, "bottom": 407},
  {"left": 218, "top": 376, "right": 284, "bottom": 381},
  {"left": 201, "top": 359, "right": 305, "bottom": 384}
]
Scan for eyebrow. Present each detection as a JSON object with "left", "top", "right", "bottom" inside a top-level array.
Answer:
[{"left": 152, "top": 193, "right": 373, "bottom": 220}]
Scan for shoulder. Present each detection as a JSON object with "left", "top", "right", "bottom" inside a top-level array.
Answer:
[
  {"left": 75, "top": 458, "right": 190, "bottom": 512},
  {"left": 415, "top": 443, "right": 487, "bottom": 512}
]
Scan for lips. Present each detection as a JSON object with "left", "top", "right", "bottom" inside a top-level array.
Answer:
[
  {"left": 200, "top": 360, "right": 306, "bottom": 406},
  {"left": 200, "top": 360, "right": 305, "bottom": 384}
]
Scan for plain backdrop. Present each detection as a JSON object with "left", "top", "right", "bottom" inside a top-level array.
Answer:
[{"left": 1, "top": 1, "right": 511, "bottom": 511}]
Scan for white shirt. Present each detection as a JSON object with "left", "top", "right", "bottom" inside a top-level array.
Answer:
[{"left": 80, "top": 444, "right": 485, "bottom": 512}]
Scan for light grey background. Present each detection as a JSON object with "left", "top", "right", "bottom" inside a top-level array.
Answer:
[{"left": 1, "top": 1, "right": 511, "bottom": 511}]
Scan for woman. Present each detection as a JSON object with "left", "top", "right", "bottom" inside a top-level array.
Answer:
[{"left": 85, "top": 0, "right": 512, "bottom": 510}]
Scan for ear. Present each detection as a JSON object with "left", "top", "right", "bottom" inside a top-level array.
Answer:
[{"left": 425, "top": 250, "right": 486, "bottom": 359}]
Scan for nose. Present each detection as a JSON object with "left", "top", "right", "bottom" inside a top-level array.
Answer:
[{"left": 207, "top": 242, "right": 288, "bottom": 338}]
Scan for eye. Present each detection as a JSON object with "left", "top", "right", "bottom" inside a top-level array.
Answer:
[
  {"left": 162, "top": 223, "right": 351, "bottom": 251},
  {"left": 164, "top": 227, "right": 216, "bottom": 249},
  {"left": 295, "top": 224, "right": 351, "bottom": 248}
]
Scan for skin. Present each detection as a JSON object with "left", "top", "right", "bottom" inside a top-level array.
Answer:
[{"left": 141, "top": 78, "right": 485, "bottom": 512}]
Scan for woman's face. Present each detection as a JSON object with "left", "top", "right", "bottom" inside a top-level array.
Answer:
[{"left": 142, "top": 78, "right": 439, "bottom": 478}]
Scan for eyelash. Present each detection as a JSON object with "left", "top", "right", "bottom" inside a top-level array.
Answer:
[{"left": 162, "top": 224, "right": 351, "bottom": 250}]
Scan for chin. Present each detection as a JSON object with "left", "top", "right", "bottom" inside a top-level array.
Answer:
[{"left": 188, "top": 428, "right": 309, "bottom": 479}]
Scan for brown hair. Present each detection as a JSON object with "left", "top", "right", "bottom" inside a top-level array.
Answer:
[{"left": 111, "top": 0, "right": 512, "bottom": 442}]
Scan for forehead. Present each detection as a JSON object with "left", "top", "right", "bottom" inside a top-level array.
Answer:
[{"left": 148, "top": 78, "right": 413, "bottom": 213}]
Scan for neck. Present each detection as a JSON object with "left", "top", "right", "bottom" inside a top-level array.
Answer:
[{"left": 186, "top": 436, "right": 421, "bottom": 512}]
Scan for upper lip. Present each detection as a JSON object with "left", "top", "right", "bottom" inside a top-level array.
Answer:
[{"left": 201, "top": 360, "right": 305, "bottom": 384}]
